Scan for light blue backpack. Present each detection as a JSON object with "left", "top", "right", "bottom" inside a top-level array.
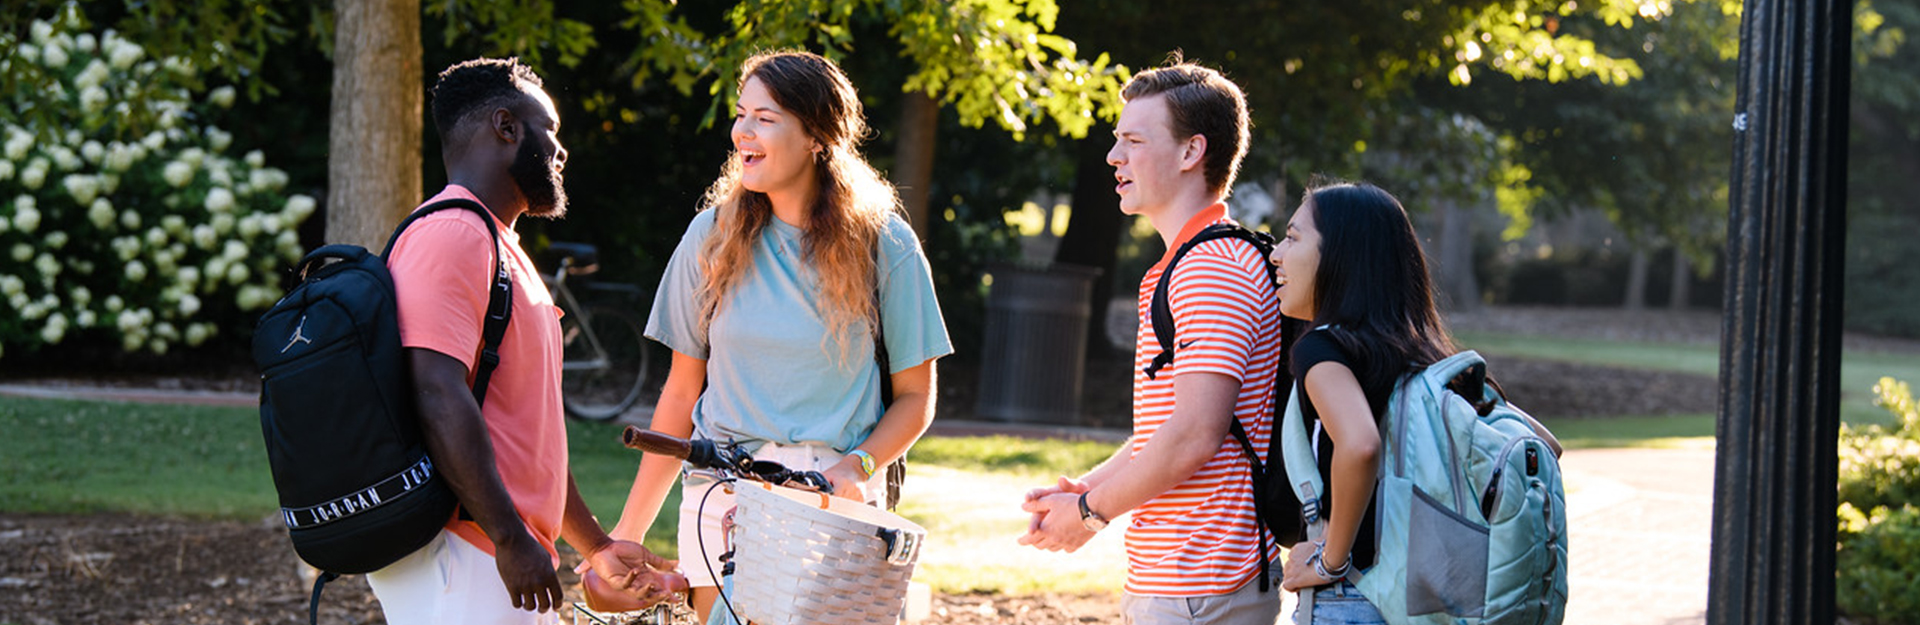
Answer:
[{"left": 1281, "top": 350, "right": 1568, "bottom": 625}]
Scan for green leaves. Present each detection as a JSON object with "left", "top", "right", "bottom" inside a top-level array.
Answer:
[{"left": 618, "top": 0, "right": 1126, "bottom": 139}]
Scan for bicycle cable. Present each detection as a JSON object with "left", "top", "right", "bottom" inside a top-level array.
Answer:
[{"left": 697, "top": 475, "right": 747, "bottom": 625}]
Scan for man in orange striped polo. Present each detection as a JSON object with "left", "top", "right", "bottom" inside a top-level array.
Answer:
[{"left": 1019, "top": 58, "right": 1286, "bottom": 624}]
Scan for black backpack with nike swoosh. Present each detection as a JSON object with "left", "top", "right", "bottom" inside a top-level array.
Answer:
[
  {"left": 252, "top": 198, "right": 512, "bottom": 623},
  {"left": 1144, "top": 221, "right": 1303, "bottom": 592}
]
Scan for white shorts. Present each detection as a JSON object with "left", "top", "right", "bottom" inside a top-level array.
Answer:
[
  {"left": 675, "top": 442, "right": 884, "bottom": 589},
  {"left": 365, "top": 529, "right": 561, "bottom": 625}
]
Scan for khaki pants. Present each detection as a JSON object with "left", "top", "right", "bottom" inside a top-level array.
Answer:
[{"left": 1120, "top": 568, "right": 1286, "bottom": 625}]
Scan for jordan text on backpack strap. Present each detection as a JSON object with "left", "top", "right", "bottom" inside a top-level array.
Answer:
[
  {"left": 281, "top": 456, "right": 437, "bottom": 529},
  {"left": 1144, "top": 223, "right": 1276, "bottom": 379}
]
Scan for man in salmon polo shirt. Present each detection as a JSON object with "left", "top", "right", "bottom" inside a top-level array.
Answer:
[
  {"left": 371, "top": 57, "right": 673, "bottom": 624},
  {"left": 1019, "top": 58, "right": 1286, "bottom": 624}
]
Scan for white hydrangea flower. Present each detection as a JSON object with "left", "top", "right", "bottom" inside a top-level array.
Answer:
[
  {"left": 11, "top": 243, "right": 34, "bottom": 262},
  {"left": 141, "top": 131, "right": 166, "bottom": 150},
  {"left": 148, "top": 338, "right": 169, "bottom": 355},
  {"left": 20, "top": 302, "right": 45, "bottom": 321},
  {"left": 119, "top": 209, "right": 140, "bottom": 230},
  {"left": 0, "top": 160, "right": 12, "bottom": 182},
  {"left": 125, "top": 259, "right": 148, "bottom": 281},
  {"left": 108, "top": 38, "right": 143, "bottom": 70},
  {"left": 211, "top": 213, "right": 235, "bottom": 236},
  {"left": 222, "top": 239, "right": 248, "bottom": 262},
  {"left": 75, "top": 310, "right": 95, "bottom": 328},
  {"left": 284, "top": 194, "right": 317, "bottom": 222},
  {"left": 205, "top": 187, "right": 235, "bottom": 213},
  {"left": 184, "top": 322, "right": 211, "bottom": 346},
  {"left": 30, "top": 20, "right": 52, "bottom": 45},
  {"left": 263, "top": 214, "right": 285, "bottom": 235},
  {"left": 88, "top": 198, "right": 115, "bottom": 229},
  {"left": 48, "top": 146, "right": 80, "bottom": 172},
  {"left": 17, "top": 43, "right": 38, "bottom": 65},
  {"left": 162, "top": 160, "right": 194, "bottom": 187},
  {"left": 80, "top": 140, "right": 104, "bottom": 163},
  {"left": 121, "top": 333, "right": 143, "bottom": 352},
  {"left": 79, "top": 86, "right": 109, "bottom": 114},
  {"left": 33, "top": 253, "right": 59, "bottom": 278},
  {"left": 112, "top": 236, "right": 138, "bottom": 261},
  {"left": 244, "top": 150, "right": 265, "bottom": 168},
  {"left": 204, "top": 258, "right": 228, "bottom": 287},
  {"left": 8, "top": 293, "right": 28, "bottom": 311},
  {"left": 13, "top": 205, "right": 40, "bottom": 233},
  {"left": 2, "top": 130, "right": 30, "bottom": 161},
  {"left": 75, "top": 33, "right": 96, "bottom": 52},
  {"left": 207, "top": 127, "right": 232, "bottom": 152},
  {"left": 40, "top": 316, "right": 65, "bottom": 344},
  {"left": 63, "top": 130, "right": 80, "bottom": 146},
  {"left": 160, "top": 215, "right": 186, "bottom": 236},
  {"left": 0, "top": 275, "right": 22, "bottom": 296},
  {"left": 104, "top": 294, "right": 124, "bottom": 313},
  {"left": 144, "top": 226, "right": 167, "bottom": 247},
  {"left": 75, "top": 59, "right": 108, "bottom": 90},
  {"left": 97, "top": 172, "right": 118, "bottom": 195},
  {"left": 237, "top": 214, "right": 262, "bottom": 238},
  {"left": 179, "top": 147, "right": 205, "bottom": 168},
  {"left": 178, "top": 266, "right": 200, "bottom": 290},
  {"left": 63, "top": 174, "right": 99, "bottom": 205},
  {"left": 70, "top": 285, "right": 90, "bottom": 307},
  {"left": 72, "top": 259, "right": 93, "bottom": 275},
  {"left": 208, "top": 85, "right": 236, "bottom": 109},
  {"left": 191, "top": 224, "right": 216, "bottom": 249},
  {"left": 42, "top": 42, "right": 68, "bottom": 68},
  {"left": 208, "top": 165, "right": 232, "bottom": 187},
  {"left": 21, "top": 159, "right": 48, "bottom": 190},
  {"left": 178, "top": 293, "right": 201, "bottom": 316},
  {"left": 44, "top": 231, "right": 67, "bottom": 250},
  {"left": 152, "top": 248, "right": 176, "bottom": 274},
  {"left": 163, "top": 56, "right": 193, "bottom": 77}
]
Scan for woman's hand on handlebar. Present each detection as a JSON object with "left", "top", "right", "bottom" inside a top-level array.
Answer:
[{"left": 821, "top": 457, "right": 872, "bottom": 503}]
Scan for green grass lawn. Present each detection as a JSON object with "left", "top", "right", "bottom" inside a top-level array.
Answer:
[
  {"left": 1454, "top": 329, "right": 1915, "bottom": 428},
  {"left": 0, "top": 395, "right": 1118, "bottom": 593}
]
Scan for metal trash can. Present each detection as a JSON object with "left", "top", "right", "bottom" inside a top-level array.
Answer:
[{"left": 977, "top": 263, "right": 1102, "bottom": 424}]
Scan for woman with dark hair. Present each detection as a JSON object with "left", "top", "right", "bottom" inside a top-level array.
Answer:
[
  {"left": 583, "top": 50, "right": 952, "bottom": 620},
  {"left": 1270, "top": 181, "right": 1558, "bottom": 622}
]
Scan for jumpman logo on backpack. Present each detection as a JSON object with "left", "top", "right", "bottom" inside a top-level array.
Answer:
[{"left": 281, "top": 315, "right": 314, "bottom": 354}]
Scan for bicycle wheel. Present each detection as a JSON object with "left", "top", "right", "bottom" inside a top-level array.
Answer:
[{"left": 561, "top": 305, "right": 651, "bottom": 421}]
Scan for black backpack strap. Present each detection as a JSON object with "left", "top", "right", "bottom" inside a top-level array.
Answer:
[
  {"left": 380, "top": 198, "right": 515, "bottom": 407},
  {"left": 1227, "top": 417, "right": 1273, "bottom": 592},
  {"left": 308, "top": 571, "right": 340, "bottom": 625},
  {"left": 872, "top": 236, "right": 907, "bottom": 511},
  {"left": 1144, "top": 223, "right": 1277, "bottom": 380}
]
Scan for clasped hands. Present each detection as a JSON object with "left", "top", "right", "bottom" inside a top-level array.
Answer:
[
  {"left": 1016, "top": 476, "right": 1098, "bottom": 553},
  {"left": 574, "top": 540, "right": 684, "bottom": 612}
]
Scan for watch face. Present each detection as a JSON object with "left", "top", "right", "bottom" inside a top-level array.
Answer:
[{"left": 1081, "top": 516, "right": 1108, "bottom": 532}]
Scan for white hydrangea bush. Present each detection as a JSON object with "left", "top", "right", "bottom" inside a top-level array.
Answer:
[{"left": 0, "top": 14, "right": 314, "bottom": 358}]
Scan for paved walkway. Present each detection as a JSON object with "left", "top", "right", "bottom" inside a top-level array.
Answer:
[{"left": 0, "top": 383, "right": 1714, "bottom": 623}]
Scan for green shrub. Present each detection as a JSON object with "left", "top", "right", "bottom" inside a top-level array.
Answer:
[
  {"left": 0, "top": 11, "right": 313, "bottom": 359},
  {"left": 1836, "top": 377, "right": 1920, "bottom": 623}
]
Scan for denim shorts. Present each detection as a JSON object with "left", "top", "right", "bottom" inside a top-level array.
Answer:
[{"left": 1293, "top": 581, "right": 1386, "bottom": 625}]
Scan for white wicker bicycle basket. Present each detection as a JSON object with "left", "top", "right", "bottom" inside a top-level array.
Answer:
[{"left": 728, "top": 481, "right": 927, "bottom": 625}]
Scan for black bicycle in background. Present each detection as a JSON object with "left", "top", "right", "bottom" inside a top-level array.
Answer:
[{"left": 541, "top": 241, "right": 652, "bottom": 421}]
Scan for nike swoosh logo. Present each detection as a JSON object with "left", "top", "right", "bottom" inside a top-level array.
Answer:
[{"left": 1177, "top": 340, "right": 1197, "bottom": 349}]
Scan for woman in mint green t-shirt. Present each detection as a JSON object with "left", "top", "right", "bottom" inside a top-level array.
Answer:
[{"left": 588, "top": 50, "right": 952, "bottom": 622}]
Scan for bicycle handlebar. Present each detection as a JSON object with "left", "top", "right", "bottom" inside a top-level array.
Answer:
[{"left": 619, "top": 426, "right": 833, "bottom": 495}]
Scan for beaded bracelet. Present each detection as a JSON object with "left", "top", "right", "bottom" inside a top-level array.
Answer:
[{"left": 1309, "top": 542, "right": 1352, "bottom": 580}]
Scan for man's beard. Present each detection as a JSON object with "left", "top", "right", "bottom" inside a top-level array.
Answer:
[{"left": 511, "top": 131, "right": 567, "bottom": 219}]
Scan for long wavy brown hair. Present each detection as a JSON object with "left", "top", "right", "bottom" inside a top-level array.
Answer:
[{"left": 697, "top": 50, "right": 900, "bottom": 367}]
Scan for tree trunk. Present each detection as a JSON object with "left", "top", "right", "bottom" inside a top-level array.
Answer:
[
  {"left": 1431, "top": 196, "right": 1481, "bottom": 311},
  {"left": 890, "top": 91, "right": 937, "bottom": 240},
  {"left": 328, "top": 0, "right": 422, "bottom": 251},
  {"left": 1669, "top": 248, "right": 1692, "bottom": 310},
  {"left": 1054, "top": 124, "right": 1123, "bottom": 355},
  {"left": 1625, "top": 246, "right": 1651, "bottom": 310}
]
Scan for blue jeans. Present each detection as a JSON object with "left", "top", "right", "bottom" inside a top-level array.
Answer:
[{"left": 1294, "top": 581, "right": 1386, "bottom": 625}]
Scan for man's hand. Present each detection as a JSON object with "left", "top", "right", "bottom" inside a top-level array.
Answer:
[
  {"left": 494, "top": 532, "right": 563, "bottom": 613},
  {"left": 1016, "top": 489, "right": 1098, "bottom": 553}
]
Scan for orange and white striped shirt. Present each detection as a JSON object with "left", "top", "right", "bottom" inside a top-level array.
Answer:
[{"left": 1124, "top": 203, "right": 1284, "bottom": 596}]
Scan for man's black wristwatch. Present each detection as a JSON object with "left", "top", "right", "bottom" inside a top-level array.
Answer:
[{"left": 1078, "top": 492, "right": 1108, "bottom": 532}]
